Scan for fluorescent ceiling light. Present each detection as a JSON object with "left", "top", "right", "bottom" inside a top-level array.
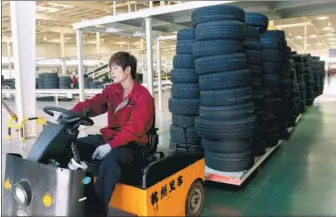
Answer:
[
  {"left": 295, "top": 36, "right": 303, "bottom": 40},
  {"left": 317, "top": 16, "right": 329, "bottom": 20},
  {"left": 65, "top": 37, "right": 71, "bottom": 40},
  {"left": 316, "top": 43, "right": 323, "bottom": 46},
  {"left": 323, "top": 27, "right": 333, "bottom": 31},
  {"left": 47, "top": 3, "right": 74, "bottom": 8},
  {"left": 326, "top": 33, "right": 335, "bottom": 36},
  {"left": 310, "top": 34, "right": 317, "bottom": 38},
  {"left": 328, "top": 38, "right": 336, "bottom": 41},
  {"left": 36, "top": 5, "right": 59, "bottom": 13}
]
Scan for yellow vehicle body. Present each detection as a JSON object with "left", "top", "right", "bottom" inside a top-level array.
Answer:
[{"left": 103, "top": 157, "right": 205, "bottom": 216}]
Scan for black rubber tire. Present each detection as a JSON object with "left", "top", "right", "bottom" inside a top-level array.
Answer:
[
  {"left": 172, "top": 114, "right": 196, "bottom": 128},
  {"left": 192, "top": 40, "right": 243, "bottom": 59},
  {"left": 198, "top": 69, "right": 251, "bottom": 90},
  {"left": 177, "top": 28, "right": 195, "bottom": 40},
  {"left": 191, "top": 5, "right": 245, "bottom": 27},
  {"left": 202, "top": 138, "right": 252, "bottom": 153},
  {"left": 260, "top": 38, "right": 283, "bottom": 50},
  {"left": 263, "top": 74, "right": 280, "bottom": 88},
  {"left": 251, "top": 78, "right": 262, "bottom": 89},
  {"left": 245, "top": 50, "right": 263, "bottom": 66},
  {"left": 262, "top": 49, "right": 282, "bottom": 63},
  {"left": 263, "top": 98, "right": 281, "bottom": 110},
  {"left": 171, "top": 83, "right": 200, "bottom": 99},
  {"left": 195, "top": 53, "right": 247, "bottom": 75},
  {"left": 185, "top": 180, "right": 204, "bottom": 217},
  {"left": 245, "top": 26, "right": 260, "bottom": 39},
  {"left": 243, "top": 40, "right": 262, "bottom": 51},
  {"left": 173, "top": 54, "right": 194, "bottom": 69},
  {"left": 195, "top": 21, "right": 247, "bottom": 41},
  {"left": 195, "top": 115, "right": 258, "bottom": 141},
  {"left": 205, "top": 150, "right": 254, "bottom": 172},
  {"left": 248, "top": 65, "right": 263, "bottom": 77},
  {"left": 263, "top": 62, "right": 282, "bottom": 74},
  {"left": 245, "top": 12, "right": 269, "bottom": 33},
  {"left": 170, "top": 125, "right": 200, "bottom": 145},
  {"left": 253, "top": 136, "right": 266, "bottom": 156},
  {"left": 170, "top": 68, "right": 198, "bottom": 84},
  {"left": 176, "top": 40, "right": 195, "bottom": 54},
  {"left": 199, "top": 102, "right": 255, "bottom": 120},
  {"left": 169, "top": 98, "right": 199, "bottom": 116},
  {"left": 200, "top": 87, "right": 252, "bottom": 106},
  {"left": 261, "top": 30, "right": 285, "bottom": 40},
  {"left": 265, "top": 134, "right": 279, "bottom": 148}
]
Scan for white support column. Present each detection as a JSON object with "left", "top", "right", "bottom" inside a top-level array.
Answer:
[
  {"left": 10, "top": 1, "right": 36, "bottom": 137},
  {"left": 113, "top": 1, "right": 116, "bottom": 15},
  {"left": 149, "top": 1, "right": 153, "bottom": 8},
  {"left": 7, "top": 42, "right": 12, "bottom": 78},
  {"left": 76, "top": 30, "right": 85, "bottom": 102},
  {"left": 60, "top": 31, "right": 67, "bottom": 75},
  {"left": 128, "top": 1, "right": 131, "bottom": 12},
  {"left": 156, "top": 39, "right": 163, "bottom": 110},
  {"left": 304, "top": 24, "right": 308, "bottom": 53},
  {"left": 96, "top": 32, "right": 100, "bottom": 65},
  {"left": 145, "top": 17, "right": 154, "bottom": 96}
]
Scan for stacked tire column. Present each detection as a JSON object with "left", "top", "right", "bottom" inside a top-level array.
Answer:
[
  {"left": 287, "top": 49, "right": 301, "bottom": 126},
  {"left": 169, "top": 28, "right": 202, "bottom": 151},
  {"left": 244, "top": 12, "right": 269, "bottom": 156},
  {"left": 292, "top": 55, "right": 306, "bottom": 113},
  {"left": 303, "top": 55, "right": 315, "bottom": 106},
  {"left": 192, "top": 5, "right": 257, "bottom": 172},
  {"left": 260, "top": 30, "right": 285, "bottom": 147},
  {"left": 278, "top": 39, "right": 292, "bottom": 138}
]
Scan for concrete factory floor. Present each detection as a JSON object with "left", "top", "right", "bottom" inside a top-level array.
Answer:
[{"left": 2, "top": 77, "right": 336, "bottom": 216}]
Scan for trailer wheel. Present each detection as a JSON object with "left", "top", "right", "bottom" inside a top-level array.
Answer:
[{"left": 185, "top": 180, "right": 204, "bottom": 216}]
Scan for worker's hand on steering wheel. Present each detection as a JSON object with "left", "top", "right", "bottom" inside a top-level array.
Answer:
[
  {"left": 53, "top": 111, "right": 74, "bottom": 121},
  {"left": 92, "top": 144, "right": 112, "bottom": 160}
]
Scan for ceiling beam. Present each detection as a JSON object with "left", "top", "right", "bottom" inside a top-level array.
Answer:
[
  {"left": 282, "top": 2, "right": 336, "bottom": 19},
  {"left": 273, "top": 0, "right": 331, "bottom": 10}
]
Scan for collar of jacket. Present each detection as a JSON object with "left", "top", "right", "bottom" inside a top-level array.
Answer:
[{"left": 115, "top": 81, "right": 140, "bottom": 102}]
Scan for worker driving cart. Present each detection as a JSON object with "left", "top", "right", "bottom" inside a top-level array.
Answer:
[{"left": 59, "top": 51, "right": 155, "bottom": 217}]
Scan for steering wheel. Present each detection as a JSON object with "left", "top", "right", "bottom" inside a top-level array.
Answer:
[{"left": 43, "top": 106, "right": 94, "bottom": 126}]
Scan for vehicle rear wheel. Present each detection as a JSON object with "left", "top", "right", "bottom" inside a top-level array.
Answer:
[{"left": 185, "top": 180, "right": 204, "bottom": 217}]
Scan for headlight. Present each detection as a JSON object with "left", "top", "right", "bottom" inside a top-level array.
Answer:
[
  {"left": 14, "top": 186, "right": 27, "bottom": 204},
  {"left": 13, "top": 180, "right": 31, "bottom": 206}
]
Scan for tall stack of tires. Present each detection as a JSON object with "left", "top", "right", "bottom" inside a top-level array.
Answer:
[
  {"left": 292, "top": 55, "right": 307, "bottom": 113},
  {"left": 304, "top": 55, "right": 315, "bottom": 106},
  {"left": 260, "top": 30, "right": 285, "bottom": 147},
  {"left": 287, "top": 48, "right": 300, "bottom": 127},
  {"left": 44, "top": 73, "right": 59, "bottom": 89},
  {"left": 37, "top": 73, "right": 46, "bottom": 89},
  {"left": 310, "top": 56, "right": 325, "bottom": 97},
  {"left": 169, "top": 28, "right": 201, "bottom": 152},
  {"left": 278, "top": 39, "right": 292, "bottom": 138},
  {"left": 244, "top": 12, "right": 268, "bottom": 156},
  {"left": 59, "top": 76, "right": 71, "bottom": 89},
  {"left": 37, "top": 73, "right": 59, "bottom": 89},
  {"left": 192, "top": 5, "right": 257, "bottom": 172}
]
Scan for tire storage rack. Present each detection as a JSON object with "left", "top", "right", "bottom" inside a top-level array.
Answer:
[{"left": 168, "top": 5, "right": 326, "bottom": 186}]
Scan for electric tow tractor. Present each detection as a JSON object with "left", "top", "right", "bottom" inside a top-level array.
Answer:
[{"left": 2, "top": 106, "right": 205, "bottom": 216}]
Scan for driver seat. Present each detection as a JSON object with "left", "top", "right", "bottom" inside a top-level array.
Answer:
[
  {"left": 88, "top": 115, "right": 163, "bottom": 188},
  {"left": 136, "top": 115, "right": 163, "bottom": 162}
]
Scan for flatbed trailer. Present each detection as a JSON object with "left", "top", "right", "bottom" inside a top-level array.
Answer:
[{"left": 205, "top": 114, "right": 302, "bottom": 186}]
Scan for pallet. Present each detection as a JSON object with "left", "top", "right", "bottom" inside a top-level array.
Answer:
[{"left": 205, "top": 114, "right": 302, "bottom": 186}]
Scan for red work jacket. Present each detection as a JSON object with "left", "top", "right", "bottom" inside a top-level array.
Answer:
[{"left": 71, "top": 82, "right": 155, "bottom": 148}]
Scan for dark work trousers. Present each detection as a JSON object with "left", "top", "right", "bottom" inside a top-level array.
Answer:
[{"left": 76, "top": 134, "right": 137, "bottom": 217}]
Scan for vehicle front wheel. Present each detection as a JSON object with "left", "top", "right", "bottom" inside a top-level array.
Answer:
[{"left": 185, "top": 180, "right": 204, "bottom": 216}]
